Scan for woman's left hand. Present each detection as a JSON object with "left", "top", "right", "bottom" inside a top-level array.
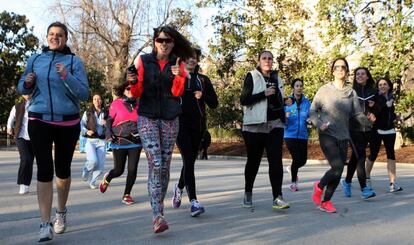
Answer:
[
  {"left": 56, "top": 63, "right": 67, "bottom": 77},
  {"left": 171, "top": 58, "right": 181, "bottom": 76},
  {"left": 194, "top": 91, "right": 202, "bottom": 99}
]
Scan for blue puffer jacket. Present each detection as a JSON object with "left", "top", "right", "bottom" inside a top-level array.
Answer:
[
  {"left": 284, "top": 94, "right": 311, "bottom": 139},
  {"left": 18, "top": 46, "right": 89, "bottom": 122}
]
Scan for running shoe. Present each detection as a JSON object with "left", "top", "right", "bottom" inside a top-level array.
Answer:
[
  {"left": 54, "top": 208, "right": 67, "bottom": 234},
  {"left": 312, "top": 181, "right": 323, "bottom": 206},
  {"left": 320, "top": 201, "right": 336, "bottom": 213},
  {"left": 122, "top": 194, "right": 135, "bottom": 205},
  {"left": 81, "top": 170, "right": 90, "bottom": 182},
  {"left": 190, "top": 199, "right": 205, "bottom": 217},
  {"left": 18, "top": 185, "right": 29, "bottom": 195},
  {"left": 172, "top": 183, "right": 183, "bottom": 208},
  {"left": 272, "top": 196, "right": 290, "bottom": 209},
  {"left": 242, "top": 192, "right": 253, "bottom": 208},
  {"left": 38, "top": 222, "right": 53, "bottom": 242},
  {"left": 341, "top": 179, "right": 352, "bottom": 197},
  {"left": 389, "top": 183, "right": 403, "bottom": 193},
  {"left": 99, "top": 172, "right": 110, "bottom": 193},
  {"left": 153, "top": 215, "right": 169, "bottom": 233},
  {"left": 361, "top": 186, "right": 376, "bottom": 199},
  {"left": 289, "top": 183, "right": 298, "bottom": 192}
]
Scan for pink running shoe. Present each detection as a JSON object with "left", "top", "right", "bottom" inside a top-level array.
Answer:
[
  {"left": 320, "top": 201, "right": 337, "bottom": 213},
  {"left": 153, "top": 215, "right": 169, "bottom": 233},
  {"left": 122, "top": 194, "right": 135, "bottom": 205},
  {"left": 312, "top": 181, "right": 323, "bottom": 206},
  {"left": 289, "top": 183, "right": 298, "bottom": 192},
  {"left": 99, "top": 172, "right": 109, "bottom": 193}
]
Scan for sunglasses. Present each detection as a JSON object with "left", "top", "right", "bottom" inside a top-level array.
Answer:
[
  {"left": 333, "top": 65, "right": 347, "bottom": 71},
  {"left": 155, "top": 37, "right": 174, "bottom": 44}
]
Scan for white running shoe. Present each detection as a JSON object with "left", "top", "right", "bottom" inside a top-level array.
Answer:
[
  {"left": 18, "top": 185, "right": 29, "bottom": 195},
  {"left": 38, "top": 222, "right": 53, "bottom": 242},
  {"left": 54, "top": 209, "right": 67, "bottom": 234}
]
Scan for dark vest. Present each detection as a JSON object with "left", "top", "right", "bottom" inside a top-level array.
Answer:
[
  {"left": 85, "top": 106, "right": 107, "bottom": 139},
  {"left": 14, "top": 101, "right": 26, "bottom": 139},
  {"left": 138, "top": 53, "right": 182, "bottom": 120}
]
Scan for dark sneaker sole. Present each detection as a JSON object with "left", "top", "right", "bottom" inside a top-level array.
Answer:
[
  {"left": 362, "top": 193, "right": 376, "bottom": 199},
  {"left": 191, "top": 209, "right": 205, "bottom": 217},
  {"left": 38, "top": 237, "right": 52, "bottom": 242}
]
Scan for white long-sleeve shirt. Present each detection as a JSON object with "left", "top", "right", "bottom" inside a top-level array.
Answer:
[{"left": 7, "top": 101, "right": 30, "bottom": 140}]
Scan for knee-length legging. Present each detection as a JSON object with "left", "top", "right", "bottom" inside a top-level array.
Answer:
[{"left": 138, "top": 116, "right": 179, "bottom": 217}]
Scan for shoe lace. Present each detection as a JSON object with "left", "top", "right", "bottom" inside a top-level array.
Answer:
[
  {"left": 55, "top": 210, "right": 66, "bottom": 225},
  {"left": 191, "top": 200, "right": 201, "bottom": 208}
]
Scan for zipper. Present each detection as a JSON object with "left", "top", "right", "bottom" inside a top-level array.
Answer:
[{"left": 47, "top": 51, "right": 56, "bottom": 121}]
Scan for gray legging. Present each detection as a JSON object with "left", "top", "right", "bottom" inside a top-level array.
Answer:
[{"left": 318, "top": 134, "right": 348, "bottom": 202}]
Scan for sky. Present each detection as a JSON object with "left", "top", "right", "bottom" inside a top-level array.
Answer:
[{"left": 0, "top": 0, "right": 215, "bottom": 52}]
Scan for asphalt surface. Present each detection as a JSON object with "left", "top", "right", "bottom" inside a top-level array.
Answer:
[{"left": 0, "top": 150, "right": 413, "bottom": 245}]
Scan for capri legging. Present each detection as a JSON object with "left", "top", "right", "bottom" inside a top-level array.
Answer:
[
  {"left": 369, "top": 131, "right": 396, "bottom": 161},
  {"left": 28, "top": 119, "right": 80, "bottom": 182}
]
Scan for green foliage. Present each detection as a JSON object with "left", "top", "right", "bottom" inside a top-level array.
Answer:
[{"left": 0, "top": 11, "right": 38, "bottom": 124}]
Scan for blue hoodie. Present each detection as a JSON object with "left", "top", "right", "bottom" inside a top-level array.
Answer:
[
  {"left": 284, "top": 94, "right": 310, "bottom": 139},
  {"left": 18, "top": 47, "right": 89, "bottom": 122}
]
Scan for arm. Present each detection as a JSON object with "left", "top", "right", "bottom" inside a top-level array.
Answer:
[
  {"left": 130, "top": 56, "right": 144, "bottom": 98},
  {"left": 309, "top": 90, "right": 323, "bottom": 129},
  {"left": 7, "top": 106, "right": 17, "bottom": 135},
  {"left": 17, "top": 55, "right": 37, "bottom": 95},
  {"left": 352, "top": 90, "right": 371, "bottom": 125},
  {"left": 202, "top": 76, "right": 219, "bottom": 109},
  {"left": 80, "top": 112, "right": 88, "bottom": 135},
  {"left": 240, "top": 73, "right": 266, "bottom": 106},
  {"left": 171, "top": 62, "right": 187, "bottom": 97},
  {"left": 60, "top": 57, "right": 89, "bottom": 101}
]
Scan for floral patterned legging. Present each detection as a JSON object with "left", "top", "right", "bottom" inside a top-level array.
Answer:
[{"left": 138, "top": 116, "right": 179, "bottom": 217}]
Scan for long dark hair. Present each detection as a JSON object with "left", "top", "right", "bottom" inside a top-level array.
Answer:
[
  {"left": 112, "top": 80, "right": 129, "bottom": 98},
  {"left": 291, "top": 78, "right": 303, "bottom": 88},
  {"left": 353, "top": 67, "right": 375, "bottom": 89},
  {"left": 153, "top": 26, "right": 193, "bottom": 60},
  {"left": 331, "top": 57, "right": 349, "bottom": 73},
  {"left": 376, "top": 77, "right": 393, "bottom": 94}
]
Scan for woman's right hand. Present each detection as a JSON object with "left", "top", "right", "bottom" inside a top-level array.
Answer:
[
  {"left": 264, "top": 86, "right": 276, "bottom": 97},
  {"left": 24, "top": 73, "right": 36, "bottom": 88},
  {"left": 86, "top": 130, "right": 95, "bottom": 136}
]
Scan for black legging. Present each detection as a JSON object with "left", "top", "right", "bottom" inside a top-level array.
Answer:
[
  {"left": 285, "top": 138, "right": 308, "bottom": 182},
  {"left": 176, "top": 127, "right": 203, "bottom": 201},
  {"left": 28, "top": 119, "right": 80, "bottom": 182},
  {"left": 345, "top": 131, "right": 371, "bottom": 188},
  {"left": 319, "top": 134, "right": 348, "bottom": 202},
  {"left": 16, "top": 138, "right": 34, "bottom": 185},
  {"left": 369, "top": 131, "right": 396, "bottom": 161},
  {"left": 243, "top": 127, "right": 284, "bottom": 200},
  {"left": 107, "top": 147, "right": 141, "bottom": 196}
]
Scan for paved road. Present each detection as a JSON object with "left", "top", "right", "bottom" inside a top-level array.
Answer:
[{"left": 0, "top": 150, "right": 413, "bottom": 244}]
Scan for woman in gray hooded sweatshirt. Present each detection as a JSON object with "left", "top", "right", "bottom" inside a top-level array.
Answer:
[{"left": 310, "top": 58, "right": 373, "bottom": 213}]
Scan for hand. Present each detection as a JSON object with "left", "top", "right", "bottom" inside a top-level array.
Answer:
[
  {"left": 171, "top": 58, "right": 181, "bottom": 76},
  {"left": 194, "top": 91, "right": 202, "bottom": 99},
  {"left": 306, "top": 118, "right": 312, "bottom": 125},
  {"left": 264, "top": 86, "right": 276, "bottom": 97},
  {"left": 24, "top": 73, "right": 36, "bottom": 88},
  {"left": 368, "top": 100, "right": 375, "bottom": 107},
  {"left": 86, "top": 130, "right": 94, "bottom": 136},
  {"left": 367, "top": 112, "right": 376, "bottom": 122},
  {"left": 7, "top": 128, "right": 13, "bottom": 136},
  {"left": 320, "top": 122, "right": 330, "bottom": 131},
  {"left": 285, "top": 98, "right": 293, "bottom": 106},
  {"left": 55, "top": 63, "right": 67, "bottom": 77},
  {"left": 386, "top": 99, "right": 394, "bottom": 108}
]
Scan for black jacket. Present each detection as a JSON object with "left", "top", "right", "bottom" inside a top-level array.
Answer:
[
  {"left": 179, "top": 73, "right": 218, "bottom": 132},
  {"left": 373, "top": 93, "right": 397, "bottom": 131},
  {"left": 349, "top": 84, "right": 380, "bottom": 132},
  {"left": 138, "top": 53, "right": 182, "bottom": 120}
]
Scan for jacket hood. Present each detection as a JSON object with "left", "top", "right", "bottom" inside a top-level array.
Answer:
[{"left": 42, "top": 45, "right": 74, "bottom": 55}]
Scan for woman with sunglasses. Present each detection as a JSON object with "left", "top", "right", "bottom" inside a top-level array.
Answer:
[
  {"left": 171, "top": 48, "right": 218, "bottom": 217},
  {"left": 340, "top": 67, "right": 377, "bottom": 199},
  {"left": 99, "top": 81, "right": 142, "bottom": 205},
  {"left": 17, "top": 22, "right": 89, "bottom": 242},
  {"left": 240, "top": 50, "right": 289, "bottom": 210},
  {"left": 310, "top": 58, "right": 373, "bottom": 213},
  {"left": 365, "top": 78, "right": 402, "bottom": 193},
  {"left": 127, "top": 25, "right": 193, "bottom": 233},
  {"left": 284, "top": 78, "right": 311, "bottom": 192}
]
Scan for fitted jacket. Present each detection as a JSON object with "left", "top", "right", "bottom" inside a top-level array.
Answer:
[
  {"left": 18, "top": 46, "right": 89, "bottom": 122},
  {"left": 349, "top": 84, "right": 380, "bottom": 132},
  {"left": 284, "top": 94, "right": 311, "bottom": 140}
]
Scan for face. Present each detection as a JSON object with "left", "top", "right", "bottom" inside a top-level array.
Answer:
[
  {"left": 47, "top": 26, "right": 67, "bottom": 51},
  {"left": 154, "top": 32, "right": 174, "bottom": 57},
  {"left": 355, "top": 69, "right": 368, "bottom": 85},
  {"left": 259, "top": 52, "right": 273, "bottom": 73},
  {"left": 92, "top": 95, "right": 102, "bottom": 108},
  {"left": 124, "top": 85, "right": 133, "bottom": 98},
  {"left": 332, "top": 59, "right": 348, "bottom": 80},
  {"left": 185, "top": 55, "right": 197, "bottom": 72},
  {"left": 293, "top": 81, "right": 303, "bottom": 95},
  {"left": 377, "top": 79, "right": 390, "bottom": 95}
]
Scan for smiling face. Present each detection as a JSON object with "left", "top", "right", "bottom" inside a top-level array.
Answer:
[
  {"left": 332, "top": 59, "right": 348, "bottom": 80},
  {"left": 355, "top": 69, "right": 368, "bottom": 85},
  {"left": 293, "top": 80, "right": 303, "bottom": 96},
  {"left": 47, "top": 26, "right": 67, "bottom": 51},
  {"left": 92, "top": 95, "right": 102, "bottom": 109},
  {"left": 259, "top": 52, "right": 273, "bottom": 73},
  {"left": 185, "top": 54, "right": 198, "bottom": 72},
  {"left": 154, "top": 32, "right": 174, "bottom": 58},
  {"left": 377, "top": 79, "right": 391, "bottom": 95}
]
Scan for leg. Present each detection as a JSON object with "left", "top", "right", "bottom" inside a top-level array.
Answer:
[
  {"left": 124, "top": 147, "right": 141, "bottom": 195},
  {"left": 90, "top": 140, "right": 106, "bottom": 185},
  {"left": 266, "top": 128, "right": 284, "bottom": 199},
  {"left": 83, "top": 139, "right": 97, "bottom": 181},
  {"left": 108, "top": 149, "right": 128, "bottom": 181},
  {"left": 16, "top": 138, "right": 34, "bottom": 186},
  {"left": 242, "top": 131, "right": 265, "bottom": 193},
  {"left": 28, "top": 120, "right": 55, "bottom": 223},
  {"left": 382, "top": 133, "right": 397, "bottom": 183},
  {"left": 354, "top": 132, "right": 370, "bottom": 188},
  {"left": 366, "top": 130, "right": 381, "bottom": 178}
]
